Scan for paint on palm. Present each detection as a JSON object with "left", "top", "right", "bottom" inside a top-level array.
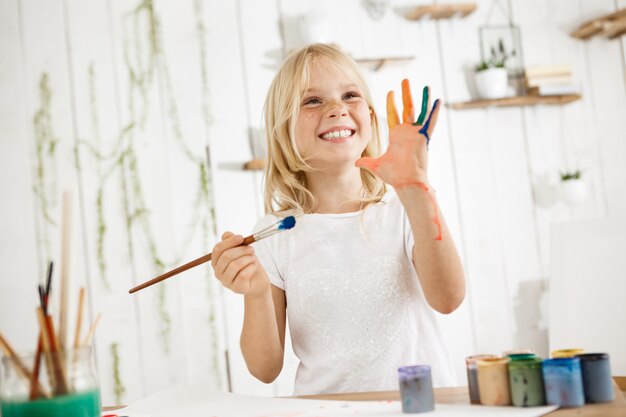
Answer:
[{"left": 356, "top": 80, "right": 443, "bottom": 240}]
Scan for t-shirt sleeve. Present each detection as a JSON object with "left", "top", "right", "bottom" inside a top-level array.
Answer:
[{"left": 252, "top": 216, "right": 285, "bottom": 290}]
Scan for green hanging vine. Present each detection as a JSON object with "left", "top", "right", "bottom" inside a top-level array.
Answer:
[
  {"left": 193, "top": 0, "right": 221, "bottom": 388},
  {"left": 32, "top": 72, "right": 59, "bottom": 259},
  {"left": 75, "top": 0, "right": 222, "bottom": 387},
  {"left": 110, "top": 342, "right": 126, "bottom": 404}
]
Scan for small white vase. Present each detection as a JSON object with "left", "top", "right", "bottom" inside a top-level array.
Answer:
[
  {"left": 560, "top": 180, "right": 587, "bottom": 206},
  {"left": 474, "top": 68, "right": 508, "bottom": 99}
]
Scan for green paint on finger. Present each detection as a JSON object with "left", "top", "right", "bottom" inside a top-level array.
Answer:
[{"left": 414, "top": 86, "right": 429, "bottom": 126}]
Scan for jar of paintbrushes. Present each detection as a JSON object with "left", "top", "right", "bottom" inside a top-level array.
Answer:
[
  {"left": 0, "top": 261, "right": 101, "bottom": 417},
  {"left": 0, "top": 346, "right": 100, "bottom": 417}
]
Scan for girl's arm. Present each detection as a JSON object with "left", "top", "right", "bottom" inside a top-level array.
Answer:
[
  {"left": 241, "top": 283, "right": 286, "bottom": 382},
  {"left": 356, "top": 80, "right": 465, "bottom": 314},
  {"left": 211, "top": 232, "right": 286, "bottom": 383},
  {"left": 397, "top": 185, "right": 465, "bottom": 314}
]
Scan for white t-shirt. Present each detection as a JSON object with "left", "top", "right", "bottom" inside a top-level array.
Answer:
[{"left": 253, "top": 191, "right": 457, "bottom": 395}]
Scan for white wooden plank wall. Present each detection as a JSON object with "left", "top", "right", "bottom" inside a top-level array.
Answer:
[{"left": 1, "top": 0, "right": 625, "bottom": 405}]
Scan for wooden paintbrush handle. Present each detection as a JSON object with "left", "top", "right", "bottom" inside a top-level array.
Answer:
[
  {"left": 129, "top": 252, "right": 213, "bottom": 293},
  {"left": 129, "top": 234, "right": 258, "bottom": 294}
]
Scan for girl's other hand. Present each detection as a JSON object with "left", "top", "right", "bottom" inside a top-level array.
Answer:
[
  {"left": 211, "top": 231, "right": 270, "bottom": 297},
  {"left": 355, "top": 80, "right": 441, "bottom": 187}
]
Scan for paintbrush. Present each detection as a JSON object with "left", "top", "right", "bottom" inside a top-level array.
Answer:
[{"left": 129, "top": 216, "right": 296, "bottom": 294}]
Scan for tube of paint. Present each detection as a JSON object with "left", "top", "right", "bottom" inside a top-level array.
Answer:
[
  {"left": 508, "top": 357, "right": 545, "bottom": 407},
  {"left": 551, "top": 348, "right": 584, "bottom": 358},
  {"left": 398, "top": 365, "right": 435, "bottom": 413},
  {"left": 476, "top": 357, "right": 511, "bottom": 406},
  {"left": 465, "top": 354, "right": 497, "bottom": 404},
  {"left": 542, "top": 357, "right": 585, "bottom": 408},
  {"left": 577, "top": 353, "right": 614, "bottom": 403}
]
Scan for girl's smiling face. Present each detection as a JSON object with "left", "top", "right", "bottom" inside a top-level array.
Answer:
[{"left": 294, "top": 59, "right": 372, "bottom": 170}]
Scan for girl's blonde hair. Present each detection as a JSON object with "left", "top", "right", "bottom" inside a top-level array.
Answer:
[{"left": 263, "top": 43, "right": 386, "bottom": 214}]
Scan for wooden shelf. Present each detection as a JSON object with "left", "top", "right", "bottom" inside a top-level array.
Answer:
[
  {"left": 244, "top": 158, "right": 265, "bottom": 171},
  {"left": 571, "top": 8, "right": 626, "bottom": 40},
  {"left": 405, "top": 3, "right": 476, "bottom": 20},
  {"left": 448, "top": 94, "right": 582, "bottom": 110},
  {"left": 354, "top": 56, "right": 415, "bottom": 72}
]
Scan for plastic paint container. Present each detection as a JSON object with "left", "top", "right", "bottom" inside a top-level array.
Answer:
[
  {"left": 477, "top": 357, "right": 511, "bottom": 406},
  {"left": 507, "top": 353, "right": 537, "bottom": 361},
  {"left": 577, "top": 353, "right": 614, "bottom": 403},
  {"left": 398, "top": 365, "right": 435, "bottom": 413},
  {"left": 465, "top": 354, "right": 497, "bottom": 404},
  {"left": 551, "top": 348, "right": 584, "bottom": 358},
  {"left": 542, "top": 357, "right": 585, "bottom": 408},
  {"left": 508, "top": 357, "right": 545, "bottom": 407}
]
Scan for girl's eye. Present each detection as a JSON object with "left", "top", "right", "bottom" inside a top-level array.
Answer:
[
  {"left": 343, "top": 92, "right": 360, "bottom": 100},
  {"left": 303, "top": 97, "right": 321, "bottom": 106}
]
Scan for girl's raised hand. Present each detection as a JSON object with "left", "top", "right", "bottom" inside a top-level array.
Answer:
[
  {"left": 211, "top": 231, "right": 270, "bottom": 297},
  {"left": 355, "top": 80, "right": 441, "bottom": 187}
]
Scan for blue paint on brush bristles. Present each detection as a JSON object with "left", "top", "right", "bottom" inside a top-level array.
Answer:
[{"left": 278, "top": 215, "right": 296, "bottom": 230}]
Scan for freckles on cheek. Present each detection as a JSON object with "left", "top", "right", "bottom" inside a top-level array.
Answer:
[{"left": 303, "top": 109, "right": 321, "bottom": 119}]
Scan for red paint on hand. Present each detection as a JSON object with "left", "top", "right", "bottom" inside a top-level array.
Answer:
[{"left": 394, "top": 182, "right": 442, "bottom": 241}]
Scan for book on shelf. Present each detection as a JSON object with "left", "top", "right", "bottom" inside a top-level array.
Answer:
[
  {"left": 525, "top": 75, "right": 574, "bottom": 87},
  {"left": 527, "top": 84, "right": 580, "bottom": 96},
  {"left": 524, "top": 65, "right": 572, "bottom": 78},
  {"left": 524, "top": 64, "right": 578, "bottom": 96}
]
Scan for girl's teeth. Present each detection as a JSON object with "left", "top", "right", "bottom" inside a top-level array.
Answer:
[{"left": 322, "top": 129, "right": 352, "bottom": 139}]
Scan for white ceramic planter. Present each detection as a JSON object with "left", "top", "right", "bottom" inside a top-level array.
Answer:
[
  {"left": 300, "top": 10, "right": 331, "bottom": 45},
  {"left": 560, "top": 180, "right": 587, "bottom": 206},
  {"left": 474, "top": 68, "right": 508, "bottom": 99}
]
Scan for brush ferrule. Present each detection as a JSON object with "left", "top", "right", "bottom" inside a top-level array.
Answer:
[{"left": 253, "top": 227, "right": 282, "bottom": 241}]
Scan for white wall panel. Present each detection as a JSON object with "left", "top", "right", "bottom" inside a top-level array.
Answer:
[{"left": 2, "top": 0, "right": 626, "bottom": 404}]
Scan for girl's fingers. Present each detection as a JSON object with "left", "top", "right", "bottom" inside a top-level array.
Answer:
[
  {"left": 415, "top": 86, "right": 430, "bottom": 126},
  {"left": 222, "top": 254, "right": 256, "bottom": 287},
  {"left": 211, "top": 233, "right": 243, "bottom": 269},
  {"left": 230, "top": 263, "right": 258, "bottom": 294},
  {"left": 401, "top": 79, "right": 415, "bottom": 124},
  {"left": 386, "top": 91, "right": 400, "bottom": 129},
  {"left": 420, "top": 98, "right": 442, "bottom": 138},
  {"left": 355, "top": 156, "right": 379, "bottom": 175},
  {"left": 215, "top": 245, "right": 254, "bottom": 277}
]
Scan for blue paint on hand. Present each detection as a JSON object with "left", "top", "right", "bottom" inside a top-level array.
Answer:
[{"left": 419, "top": 98, "right": 440, "bottom": 147}]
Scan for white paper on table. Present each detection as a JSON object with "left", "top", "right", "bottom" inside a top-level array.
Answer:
[{"left": 115, "top": 386, "right": 558, "bottom": 417}]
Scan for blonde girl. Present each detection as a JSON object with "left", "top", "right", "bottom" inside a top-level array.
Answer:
[{"left": 211, "top": 43, "right": 465, "bottom": 395}]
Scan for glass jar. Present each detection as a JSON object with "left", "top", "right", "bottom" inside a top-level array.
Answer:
[
  {"left": 398, "top": 365, "right": 435, "bottom": 413},
  {"left": 508, "top": 357, "right": 545, "bottom": 406},
  {"left": 1, "top": 346, "right": 101, "bottom": 417}
]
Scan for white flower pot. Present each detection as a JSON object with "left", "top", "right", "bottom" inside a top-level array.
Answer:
[
  {"left": 560, "top": 180, "right": 587, "bottom": 206},
  {"left": 300, "top": 9, "right": 331, "bottom": 45},
  {"left": 474, "top": 68, "right": 508, "bottom": 99}
]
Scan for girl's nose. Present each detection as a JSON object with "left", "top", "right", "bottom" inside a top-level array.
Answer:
[{"left": 326, "top": 100, "right": 348, "bottom": 118}]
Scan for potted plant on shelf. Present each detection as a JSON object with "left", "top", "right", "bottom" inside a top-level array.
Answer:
[
  {"left": 474, "top": 38, "right": 515, "bottom": 99},
  {"left": 559, "top": 170, "right": 587, "bottom": 206}
]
